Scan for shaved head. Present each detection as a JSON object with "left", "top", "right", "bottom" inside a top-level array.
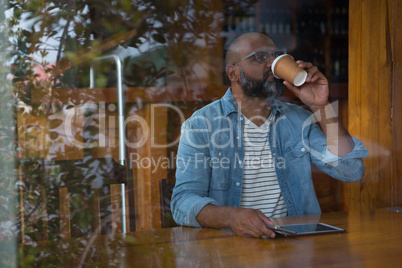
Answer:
[{"left": 225, "top": 33, "right": 275, "bottom": 65}]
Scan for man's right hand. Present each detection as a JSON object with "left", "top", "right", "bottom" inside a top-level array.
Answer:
[
  {"left": 228, "top": 207, "right": 276, "bottom": 238},
  {"left": 196, "top": 205, "right": 276, "bottom": 238}
]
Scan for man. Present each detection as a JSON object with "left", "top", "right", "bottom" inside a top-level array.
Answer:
[{"left": 171, "top": 32, "right": 368, "bottom": 238}]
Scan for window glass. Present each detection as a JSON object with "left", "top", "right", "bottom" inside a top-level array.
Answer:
[{"left": 1, "top": 0, "right": 349, "bottom": 266}]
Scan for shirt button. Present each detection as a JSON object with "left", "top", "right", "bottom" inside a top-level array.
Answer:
[
  {"left": 236, "top": 182, "right": 240, "bottom": 186},
  {"left": 239, "top": 160, "right": 242, "bottom": 164},
  {"left": 240, "top": 117, "right": 243, "bottom": 121},
  {"left": 218, "top": 152, "right": 221, "bottom": 156},
  {"left": 236, "top": 136, "right": 240, "bottom": 140},
  {"left": 301, "top": 148, "right": 306, "bottom": 152}
]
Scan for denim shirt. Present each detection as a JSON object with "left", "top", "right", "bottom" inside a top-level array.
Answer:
[{"left": 171, "top": 89, "right": 368, "bottom": 227}]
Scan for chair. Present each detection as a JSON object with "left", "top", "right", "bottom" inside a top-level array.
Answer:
[
  {"left": 159, "top": 178, "right": 178, "bottom": 228},
  {"left": 18, "top": 156, "right": 136, "bottom": 241}
]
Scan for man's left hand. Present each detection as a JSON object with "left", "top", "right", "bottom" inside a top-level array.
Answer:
[{"left": 283, "top": 61, "right": 329, "bottom": 108}]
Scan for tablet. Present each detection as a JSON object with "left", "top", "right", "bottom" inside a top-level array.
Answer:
[{"left": 267, "top": 223, "right": 346, "bottom": 237}]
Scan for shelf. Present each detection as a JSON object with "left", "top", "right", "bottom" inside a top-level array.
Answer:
[{"left": 222, "top": 0, "right": 349, "bottom": 91}]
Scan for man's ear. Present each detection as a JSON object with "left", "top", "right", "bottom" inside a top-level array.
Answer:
[{"left": 226, "top": 64, "right": 238, "bottom": 82}]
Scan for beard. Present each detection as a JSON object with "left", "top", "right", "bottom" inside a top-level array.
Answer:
[{"left": 238, "top": 65, "right": 286, "bottom": 99}]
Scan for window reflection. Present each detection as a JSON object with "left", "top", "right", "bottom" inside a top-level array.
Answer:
[{"left": 2, "top": 0, "right": 350, "bottom": 265}]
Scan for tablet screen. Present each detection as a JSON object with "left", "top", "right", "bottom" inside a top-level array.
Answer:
[{"left": 274, "top": 223, "right": 345, "bottom": 237}]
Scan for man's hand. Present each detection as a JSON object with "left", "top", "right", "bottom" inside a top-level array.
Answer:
[
  {"left": 196, "top": 205, "right": 276, "bottom": 238},
  {"left": 283, "top": 61, "right": 329, "bottom": 108},
  {"left": 282, "top": 60, "right": 355, "bottom": 156},
  {"left": 228, "top": 207, "right": 276, "bottom": 238}
]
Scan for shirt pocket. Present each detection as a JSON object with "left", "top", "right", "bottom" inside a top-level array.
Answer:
[{"left": 285, "top": 141, "right": 309, "bottom": 160}]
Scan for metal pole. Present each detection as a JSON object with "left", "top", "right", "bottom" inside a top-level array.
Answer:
[{"left": 90, "top": 55, "right": 127, "bottom": 233}]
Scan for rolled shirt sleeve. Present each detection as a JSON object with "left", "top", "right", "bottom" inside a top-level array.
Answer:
[
  {"left": 171, "top": 118, "right": 219, "bottom": 227},
  {"left": 308, "top": 122, "right": 369, "bottom": 182}
]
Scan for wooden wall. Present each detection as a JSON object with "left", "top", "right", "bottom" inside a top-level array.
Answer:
[
  {"left": 348, "top": 0, "right": 402, "bottom": 210},
  {"left": 392, "top": 0, "right": 402, "bottom": 208}
]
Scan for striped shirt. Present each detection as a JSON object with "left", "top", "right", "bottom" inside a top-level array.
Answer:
[{"left": 240, "top": 114, "right": 288, "bottom": 218}]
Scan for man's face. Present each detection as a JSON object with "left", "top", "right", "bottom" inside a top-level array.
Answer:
[{"left": 238, "top": 65, "right": 286, "bottom": 99}]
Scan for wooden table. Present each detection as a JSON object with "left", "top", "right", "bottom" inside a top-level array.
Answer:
[{"left": 20, "top": 208, "right": 402, "bottom": 267}]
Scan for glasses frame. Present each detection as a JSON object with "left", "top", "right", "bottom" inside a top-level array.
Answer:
[{"left": 233, "top": 49, "right": 286, "bottom": 65}]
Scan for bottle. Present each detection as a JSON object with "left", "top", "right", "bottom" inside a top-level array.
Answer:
[
  {"left": 248, "top": 16, "right": 255, "bottom": 32},
  {"left": 320, "top": 8, "right": 326, "bottom": 35},
  {"left": 341, "top": 7, "right": 348, "bottom": 35},
  {"left": 334, "top": 7, "right": 340, "bottom": 35},
  {"left": 313, "top": 8, "right": 320, "bottom": 30},
  {"left": 319, "top": 49, "right": 326, "bottom": 74},
  {"left": 340, "top": 47, "right": 348, "bottom": 80},
  {"left": 285, "top": 8, "right": 292, "bottom": 34},
  {"left": 298, "top": 9, "right": 306, "bottom": 33},
  {"left": 277, "top": 9, "right": 284, "bottom": 34},
  {"left": 271, "top": 9, "right": 278, "bottom": 34},
  {"left": 334, "top": 49, "right": 341, "bottom": 77},
  {"left": 307, "top": 7, "right": 313, "bottom": 27},
  {"left": 243, "top": 16, "right": 248, "bottom": 32},
  {"left": 235, "top": 16, "right": 241, "bottom": 33},
  {"left": 227, "top": 16, "right": 233, "bottom": 33},
  {"left": 265, "top": 10, "right": 271, "bottom": 34},
  {"left": 258, "top": 19, "right": 264, "bottom": 33}
]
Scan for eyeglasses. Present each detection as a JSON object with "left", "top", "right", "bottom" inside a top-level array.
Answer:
[{"left": 233, "top": 49, "right": 286, "bottom": 65}]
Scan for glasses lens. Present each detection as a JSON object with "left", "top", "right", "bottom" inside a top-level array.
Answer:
[
  {"left": 254, "top": 50, "right": 286, "bottom": 62},
  {"left": 273, "top": 50, "right": 285, "bottom": 58},
  {"left": 255, "top": 51, "right": 271, "bottom": 62}
]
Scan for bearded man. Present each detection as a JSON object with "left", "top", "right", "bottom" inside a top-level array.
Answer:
[{"left": 171, "top": 32, "right": 368, "bottom": 238}]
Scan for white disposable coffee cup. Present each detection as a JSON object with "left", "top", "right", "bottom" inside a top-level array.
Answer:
[{"left": 271, "top": 54, "right": 307, "bottom": 86}]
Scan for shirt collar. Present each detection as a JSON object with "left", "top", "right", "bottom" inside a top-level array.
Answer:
[
  {"left": 221, "top": 88, "right": 284, "bottom": 118},
  {"left": 221, "top": 88, "right": 239, "bottom": 116}
]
